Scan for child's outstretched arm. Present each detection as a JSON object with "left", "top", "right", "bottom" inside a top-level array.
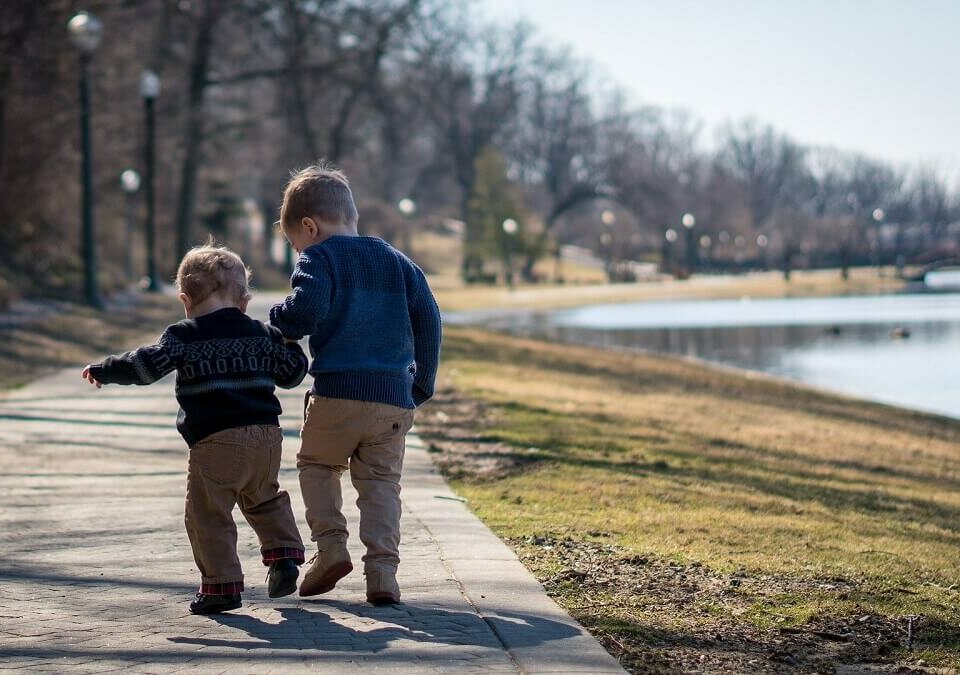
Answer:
[
  {"left": 269, "top": 249, "right": 331, "bottom": 340},
  {"left": 82, "top": 330, "right": 181, "bottom": 388}
]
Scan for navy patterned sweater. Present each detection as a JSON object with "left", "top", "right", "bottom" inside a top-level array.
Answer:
[
  {"left": 88, "top": 307, "right": 308, "bottom": 446},
  {"left": 269, "top": 235, "right": 442, "bottom": 408}
]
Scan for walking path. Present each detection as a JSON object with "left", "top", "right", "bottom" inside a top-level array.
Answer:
[{"left": 0, "top": 296, "right": 624, "bottom": 673}]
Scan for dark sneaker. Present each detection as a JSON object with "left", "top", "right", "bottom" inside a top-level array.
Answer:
[
  {"left": 267, "top": 558, "right": 299, "bottom": 598},
  {"left": 189, "top": 593, "right": 242, "bottom": 615}
]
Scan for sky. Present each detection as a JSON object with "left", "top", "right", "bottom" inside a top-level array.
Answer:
[{"left": 480, "top": 0, "right": 960, "bottom": 179}]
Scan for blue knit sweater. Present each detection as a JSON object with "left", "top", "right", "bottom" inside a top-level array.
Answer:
[{"left": 269, "top": 235, "right": 442, "bottom": 408}]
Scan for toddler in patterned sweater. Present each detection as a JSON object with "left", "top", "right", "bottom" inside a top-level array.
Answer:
[{"left": 82, "top": 244, "right": 308, "bottom": 615}]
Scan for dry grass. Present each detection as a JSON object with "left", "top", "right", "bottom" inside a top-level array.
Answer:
[
  {"left": 0, "top": 292, "right": 183, "bottom": 390},
  {"left": 418, "top": 326, "right": 960, "bottom": 671},
  {"left": 432, "top": 267, "right": 908, "bottom": 312}
]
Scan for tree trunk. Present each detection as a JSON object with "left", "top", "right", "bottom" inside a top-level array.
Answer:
[
  {"left": 174, "top": 2, "right": 220, "bottom": 261},
  {"left": 0, "top": 64, "right": 9, "bottom": 204}
]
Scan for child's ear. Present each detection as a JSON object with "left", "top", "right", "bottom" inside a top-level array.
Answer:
[
  {"left": 301, "top": 217, "right": 318, "bottom": 237},
  {"left": 178, "top": 292, "right": 193, "bottom": 311}
]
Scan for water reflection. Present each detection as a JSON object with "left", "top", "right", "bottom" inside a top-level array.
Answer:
[{"left": 450, "top": 293, "right": 960, "bottom": 420}]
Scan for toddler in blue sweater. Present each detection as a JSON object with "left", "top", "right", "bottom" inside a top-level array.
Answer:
[{"left": 270, "top": 161, "right": 442, "bottom": 605}]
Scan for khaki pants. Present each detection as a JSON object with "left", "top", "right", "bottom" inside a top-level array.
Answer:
[
  {"left": 298, "top": 395, "right": 414, "bottom": 569},
  {"left": 185, "top": 425, "right": 304, "bottom": 592}
]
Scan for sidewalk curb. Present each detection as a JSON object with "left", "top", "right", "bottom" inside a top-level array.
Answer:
[{"left": 402, "top": 433, "right": 626, "bottom": 673}]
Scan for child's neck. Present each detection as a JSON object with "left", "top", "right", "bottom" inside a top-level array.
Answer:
[
  {"left": 187, "top": 296, "right": 242, "bottom": 319},
  {"left": 316, "top": 222, "right": 358, "bottom": 243}
]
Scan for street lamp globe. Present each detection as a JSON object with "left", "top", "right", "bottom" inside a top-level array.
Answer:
[
  {"left": 601, "top": 209, "right": 616, "bottom": 226},
  {"left": 699, "top": 235, "right": 711, "bottom": 249},
  {"left": 665, "top": 228, "right": 678, "bottom": 243},
  {"left": 756, "top": 234, "right": 769, "bottom": 248},
  {"left": 872, "top": 208, "right": 885, "bottom": 223},
  {"left": 398, "top": 198, "right": 416, "bottom": 216},
  {"left": 681, "top": 213, "right": 696, "bottom": 229},
  {"left": 120, "top": 169, "right": 141, "bottom": 194},
  {"left": 140, "top": 70, "right": 162, "bottom": 99},
  {"left": 67, "top": 11, "right": 103, "bottom": 54},
  {"left": 338, "top": 33, "right": 360, "bottom": 49},
  {"left": 502, "top": 218, "right": 518, "bottom": 235}
]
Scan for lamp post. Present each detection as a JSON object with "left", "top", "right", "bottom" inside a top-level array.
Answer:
[
  {"left": 141, "top": 70, "right": 161, "bottom": 291},
  {"left": 663, "top": 228, "right": 678, "bottom": 276},
  {"left": 397, "top": 197, "right": 415, "bottom": 253},
  {"left": 67, "top": 11, "right": 103, "bottom": 308},
  {"left": 501, "top": 218, "right": 518, "bottom": 288},
  {"left": 600, "top": 209, "right": 616, "bottom": 280},
  {"left": 871, "top": 207, "right": 887, "bottom": 277},
  {"left": 120, "top": 169, "right": 141, "bottom": 282},
  {"left": 756, "top": 233, "right": 769, "bottom": 270},
  {"left": 699, "top": 234, "right": 712, "bottom": 269},
  {"left": 681, "top": 212, "right": 696, "bottom": 274}
]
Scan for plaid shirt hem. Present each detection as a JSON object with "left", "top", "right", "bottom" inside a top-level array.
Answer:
[
  {"left": 262, "top": 547, "right": 305, "bottom": 566},
  {"left": 199, "top": 580, "right": 244, "bottom": 595}
]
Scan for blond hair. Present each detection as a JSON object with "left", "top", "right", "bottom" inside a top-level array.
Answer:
[
  {"left": 279, "top": 159, "right": 359, "bottom": 232},
  {"left": 176, "top": 242, "right": 251, "bottom": 306}
]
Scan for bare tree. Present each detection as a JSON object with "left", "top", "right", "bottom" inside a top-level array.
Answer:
[
  {"left": 414, "top": 22, "right": 529, "bottom": 217},
  {"left": 717, "top": 119, "right": 809, "bottom": 278},
  {"left": 717, "top": 119, "right": 808, "bottom": 228},
  {"left": 507, "top": 48, "right": 613, "bottom": 280},
  {"left": 912, "top": 167, "right": 953, "bottom": 246},
  {"left": 168, "top": 0, "right": 231, "bottom": 260}
]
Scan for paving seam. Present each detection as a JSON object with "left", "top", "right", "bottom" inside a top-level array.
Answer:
[{"left": 402, "top": 504, "right": 525, "bottom": 674}]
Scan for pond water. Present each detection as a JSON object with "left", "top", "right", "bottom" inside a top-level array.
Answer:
[
  {"left": 925, "top": 269, "right": 960, "bottom": 290},
  {"left": 446, "top": 293, "right": 960, "bottom": 420}
]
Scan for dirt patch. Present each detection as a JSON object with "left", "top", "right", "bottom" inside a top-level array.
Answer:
[
  {"left": 417, "top": 383, "right": 540, "bottom": 481},
  {"left": 511, "top": 535, "right": 939, "bottom": 674}
]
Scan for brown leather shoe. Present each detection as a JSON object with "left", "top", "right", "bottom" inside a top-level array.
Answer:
[
  {"left": 299, "top": 544, "right": 353, "bottom": 597},
  {"left": 365, "top": 566, "right": 400, "bottom": 605}
]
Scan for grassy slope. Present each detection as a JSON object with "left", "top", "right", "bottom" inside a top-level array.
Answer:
[
  {"left": 421, "top": 326, "right": 960, "bottom": 670},
  {"left": 0, "top": 293, "right": 182, "bottom": 390}
]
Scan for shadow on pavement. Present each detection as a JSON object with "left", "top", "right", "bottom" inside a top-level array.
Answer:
[
  {"left": 0, "top": 565, "right": 193, "bottom": 594},
  {"left": 0, "top": 412, "right": 171, "bottom": 430},
  {"left": 165, "top": 603, "right": 578, "bottom": 652}
]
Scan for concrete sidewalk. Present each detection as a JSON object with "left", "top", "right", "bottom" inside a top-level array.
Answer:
[{"left": 0, "top": 337, "right": 624, "bottom": 672}]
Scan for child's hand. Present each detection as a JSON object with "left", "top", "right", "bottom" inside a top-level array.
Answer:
[{"left": 81, "top": 366, "right": 103, "bottom": 389}]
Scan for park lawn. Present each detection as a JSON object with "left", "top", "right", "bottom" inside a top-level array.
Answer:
[{"left": 418, "top": 326, "right": 960, "bottom": 672}]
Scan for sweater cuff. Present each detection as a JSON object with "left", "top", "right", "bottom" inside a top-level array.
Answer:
[
  {"left": 269, "top": 304, "right": 304, "bottom": 340},
  {"left": 412, "top": 385, "right": 431, "bottom": 407}
]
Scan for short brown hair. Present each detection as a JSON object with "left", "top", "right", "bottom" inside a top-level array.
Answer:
[
  {"left": 279, "top": 160, "right": 359, "bottom": 232},
  {"left": 176, "top": 243, "right": 251, "bottom": 306}
]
